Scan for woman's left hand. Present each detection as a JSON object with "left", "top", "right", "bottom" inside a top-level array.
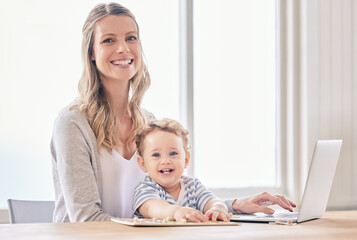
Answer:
[{"left": 232, "top": 192, "right": 296, "bottom": 215}]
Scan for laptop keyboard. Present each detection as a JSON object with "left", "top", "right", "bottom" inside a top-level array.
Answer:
[{"left": 267, "top": 212, "right": 299, "bottom": 219}]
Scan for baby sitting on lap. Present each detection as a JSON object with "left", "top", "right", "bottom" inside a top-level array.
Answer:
[{"left": 132, "top": 118, "right": 231, "bottom": 222}]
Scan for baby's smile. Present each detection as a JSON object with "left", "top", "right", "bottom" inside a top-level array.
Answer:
[{"left": 159, "top": 168, "right": 174, "bottom": 174}]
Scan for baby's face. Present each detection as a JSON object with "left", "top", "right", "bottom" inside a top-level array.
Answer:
[{"left": 138, "top": 130, "right": 189, "bottom": 192}]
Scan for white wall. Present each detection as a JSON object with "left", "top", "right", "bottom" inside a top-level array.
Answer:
[
  {"left": 302, "top": 0, "right": 357, "bottom": 209},
  {"left": 277, "top": 0, "right": 356, "bottom": 210}
]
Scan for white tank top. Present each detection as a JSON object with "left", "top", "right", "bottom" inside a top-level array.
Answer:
[{"left": 100, "top": 148, "right": 146, "bottom": 218}]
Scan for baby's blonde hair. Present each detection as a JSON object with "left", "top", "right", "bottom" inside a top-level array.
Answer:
[{"left": 136, "top": 119, "right": 191, "bottom": 156}]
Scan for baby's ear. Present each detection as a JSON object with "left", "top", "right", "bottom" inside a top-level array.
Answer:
[
  {"left": 137, "top": 155, "right": 147, "bottom": 172},
  {"left": 184, "top": 152, "right": 191, "bottom": 168}
]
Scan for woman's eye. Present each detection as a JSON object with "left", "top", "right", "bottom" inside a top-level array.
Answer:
[
  {"left": 152, "top": 153, "right": 160, "bottom": 157},
  {"left": 103, "top": 38, "right": 113, "bottom": 43},
  {"left": 170, "top": 152, "right": 178, "bottom": 156},
  {"left": 127, "top": 36, "right": 137, "bottom": 41}
]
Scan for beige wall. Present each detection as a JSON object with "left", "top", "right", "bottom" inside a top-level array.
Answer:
[
  {"left": 276, "top": 0, "right": 356, "bottom": 209},
  {"left": 283, "top": 0, "right": 357, "bottom": 209},
  {"left": 0, "top": 209, "right": 9, "bottom": 224},
  {"left": 303, "top": 0, "right": 357, "bottom": 209}
]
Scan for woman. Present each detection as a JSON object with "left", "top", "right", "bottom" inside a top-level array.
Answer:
[{"left": 51, "top": 2, "right": 295, "bottom": 222}]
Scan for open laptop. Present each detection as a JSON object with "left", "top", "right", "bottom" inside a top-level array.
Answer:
[{"left": 230, "top": 139, "right": 343, "bottom": 223}]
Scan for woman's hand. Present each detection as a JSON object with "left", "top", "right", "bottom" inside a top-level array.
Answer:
[
  {"left": 173, "top": 206, "right": 207, "bottom": 222},
  {"left": 232, "top": 192, "right": 296, "bottom": 214}
]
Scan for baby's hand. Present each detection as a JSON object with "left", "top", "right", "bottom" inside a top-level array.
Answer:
[
  {"left": 173, "top": 206, "right": 207, "bottom": 222},
  {"left": 204, "top": 205, "right": 231, "bottom": 222}
]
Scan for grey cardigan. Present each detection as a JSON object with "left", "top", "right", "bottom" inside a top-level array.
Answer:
[
  {"left": 51, "top": 102, "right": 235, "bottom": 222},
  {"left": 51, "top": 103, "right": 109, "bottom": 222}
]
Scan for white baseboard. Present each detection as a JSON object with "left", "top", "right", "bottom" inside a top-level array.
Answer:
[{"left": 0, "top": 209, "right": 9, "bottom": 224}]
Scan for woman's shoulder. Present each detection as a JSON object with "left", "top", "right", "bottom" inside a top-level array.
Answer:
[
  {"left": 53, "top": 99, "right": 89, "bottom": 131},
  {"left": 55, "top": 99, "right": 85, "bottom": 121}
]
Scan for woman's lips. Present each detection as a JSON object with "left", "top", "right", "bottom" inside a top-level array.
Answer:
[{"left": 111, "top": 58, "right": 133, "bottom": 67}]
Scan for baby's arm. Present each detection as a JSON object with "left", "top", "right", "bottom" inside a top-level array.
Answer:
[
  {"left": 138, "top": 199, "right": 207, "bottom": 222},
  {"left": 204, "top": 198, "right": 231, "bottom": 222}
]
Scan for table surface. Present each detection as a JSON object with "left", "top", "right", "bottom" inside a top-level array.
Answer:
[{"left": 1, "top": 211, "right": 356, "bottom": 240}]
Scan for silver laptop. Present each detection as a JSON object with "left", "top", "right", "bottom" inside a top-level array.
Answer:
[{"left": 230, "top": 139, "right": 343, "bottom": 223}]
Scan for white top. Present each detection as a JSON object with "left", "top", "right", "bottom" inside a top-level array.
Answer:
[{"left": 100, "top": 148, "right": 146, "bottom": 218}]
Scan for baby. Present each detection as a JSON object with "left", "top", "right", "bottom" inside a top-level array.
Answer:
[{"left": 133, "top": 118, "right": 231, "bottom": 222}]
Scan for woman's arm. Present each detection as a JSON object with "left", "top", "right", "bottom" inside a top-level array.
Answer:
[
  {"left": 229, "top": 192, "right": 296, "bottom": 214},
  {"left": 51, "top": 109, "right": 111, "bottom": 222}
]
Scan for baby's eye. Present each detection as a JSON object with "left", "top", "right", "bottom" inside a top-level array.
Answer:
[
  {"left": 103, "top": 38, "right": 113, "bottom": 43},
  {"left": 152, "top": 153, "right": 160, "bottom": 157},
  {"left": 169, "top": 152, "right": 178, "bottom": 156}
]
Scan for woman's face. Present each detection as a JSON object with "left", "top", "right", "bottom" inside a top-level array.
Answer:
[{"left": 91, "top": 15, "right": 142, "bottom": 84}]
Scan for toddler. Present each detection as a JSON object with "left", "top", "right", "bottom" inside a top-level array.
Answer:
[{"left": 133, "top": 118, "right": 230, "bottom": 222}]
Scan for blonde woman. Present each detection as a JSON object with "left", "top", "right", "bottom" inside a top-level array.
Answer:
[
  {"left": 51, "top": 2, "right": 295, "bottom": 223},
  {"left": 51, "top": 2, "right": 153, "bottom": 222}
]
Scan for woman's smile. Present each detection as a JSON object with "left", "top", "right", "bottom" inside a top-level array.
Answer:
[{"left": 111, "top": 58, "right": 134, "bottom": 68}]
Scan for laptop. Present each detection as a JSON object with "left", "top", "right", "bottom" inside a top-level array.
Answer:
[{"left": 230, "top": 139, "right": 343, "bottom": 223}]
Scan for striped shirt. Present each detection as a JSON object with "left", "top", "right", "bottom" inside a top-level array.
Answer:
[{"left": 133, "top": 175, "right": 214, "bottom": 218}]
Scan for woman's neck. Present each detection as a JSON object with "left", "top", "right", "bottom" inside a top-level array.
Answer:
[
  {"left": 102, "top": 79, "right": 131, "bottom": 117},
  {"left": 101, "top": 79, "right": 136, "bottom": 159}
]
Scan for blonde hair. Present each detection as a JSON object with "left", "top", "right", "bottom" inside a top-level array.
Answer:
[
  {"left": 77, "top": 2, "right": 151, "bottom": 151},
  {"left": 136, "top": 118, "right": 191, "bottom": 157}
]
